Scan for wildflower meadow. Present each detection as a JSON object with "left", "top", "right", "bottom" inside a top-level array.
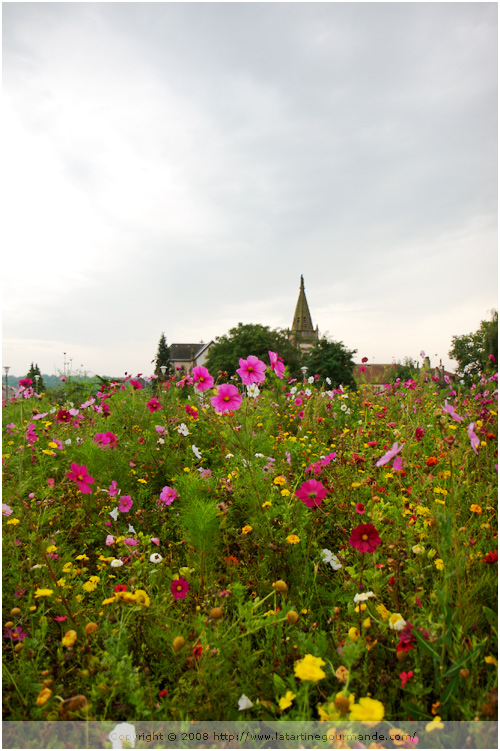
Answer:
[{"left": 2, "top": 355, "right": 498, "bottom": 740}]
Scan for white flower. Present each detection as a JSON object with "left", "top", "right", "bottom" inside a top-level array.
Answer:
[
  {"left": 412, "top": 544, "right": 425, "bottom": 555},
  {"left": 246, "top": 383, "right": 260, "bottom": 398},
  {"left": 238, "top": 694, "right": 254, "bottom": 711},
  {"left": 389, "top": 616, "right": 407, "bottom": 631},
  {"left": 321, "top": 549, "right": 342, "bottom": 571},
  {"left": 304, "top": 388, "right": 312, "bottom": 397},
  {"left": 110, "top": 559, "right": 124, "bottom": 568},
  {"left": 64, "top": 438, "right": 72, "bottom": 445},
  {"left": 340, "top": 403, "right": 348, "bottom": 412},
  {"left": 308, "top": 376, "right": 315, "bottom": 384},
  {"left": 326, "top": 377, "right": 332, "bottom": 385},
  {"left": 109, "top": 723, "right": 136, "bottom": 749},
  {"left": 289, "top": 386, "right": 297, "bottom": 395},
  {"left": 177, "top": 423, "right": 190, "bottom": 436},
  {"left": 226, "top": 453, "right": 234, "bottom": 459},
  {"left": 192, "top": 444, "right": 202, "bottom": 460},
  {"left": 31, "top": 564, "right": 46, "bottom": 570},
  {"left": 150, "top": 553, "right": 163, "bottom": 564},
  {"left": 254, "top": 453, "right": 265, "bottom": 458},
  {"left": 354, "top": 591, "right": 375, "bottom": 603},
  {"left": 109, "top": 508, "right": 119, "bottom": 521},
  {"left": 157, "top": 438, "right": 165, "bottom": 445},
  {"left": 128, "top": 525, "right": 136, "bottom": 534}
]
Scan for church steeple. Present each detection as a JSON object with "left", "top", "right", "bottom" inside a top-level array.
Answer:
[{"left": 290, "top": 275, "right": 319, "bottom": 351}]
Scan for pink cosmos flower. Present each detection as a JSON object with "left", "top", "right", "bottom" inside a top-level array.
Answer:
[
  {"left": 4, "top": 626, "right": 27, "bottom": 642},
  {"left": 392, "top": 456, "right": 404, "bottom": 472},
  {"left": 355, "top": 503, "right": 365, "bottom": 514},
  {"left": 442, "top": 401, "right": 463, "bottom": 423},
  {"left": 269, "top": 351, "right": 285, "bottom": 379},
  {"left": 67, "top": 463, "right": 95, "bottom": 494},
  {"left": 118, "top": 496, "right": 133, "bottom": 513},
  {"left": 124, "top": 538, "right": 138, "bottom": 546},
  {"left": 108, "top": 480, "right": 119, "bottom": 497},
  {"left": 192, "top": 365, "right": 214, "bottom": 391},
  {"left": 236, "top": 355, "right": 267, "bottom": 385},
  {"left": 54, "top": 616, "right": 67, "bottom": 622},
  {"left": 146, "top": 397, "right": 162, "bottom": 413},
  {"left": 130, "top": 379, "right": 143, "bottom": 390},
  {"left": 376, "top": 442, "right": 404, "bottom": 468},
  {"left": 19, "top": 378, "right": 33, "bottom": 388},
  {"left": 25, "top": 424, "right": 37, "bottom": 446},
  {"left": 210, "top": 384, "right": 242, "bottom": 413},
  {"left": 158, "top": 486, "right": 178, "bottom": 506},
  {"left": 3, "top": 504, "right": 13, "bottom": 516},
  {"left": 151, "top": 537, "right": 160, "bottom": 546},
  {"left": 171, "top": 578, "right": 189, "bottom": 600},
  {"left": 348, "top": 523, "right": 382, "bottom": 553},
  {"left": 468, "top": 423, "right": 480, "bottom": 455},
  {"left": 295, "top": 479, "right": 327, "bottom": 508},
  {"left": 56, "top": 409, "right": 72, "bottom": 423},
  {"left": 105, "top": 535, "right": 115, "bottom": 546}
]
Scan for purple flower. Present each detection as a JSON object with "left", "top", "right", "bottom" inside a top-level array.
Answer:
[
  {"left": 4, "top": 626, "right": 27, "bottom": 642},
  {"left": 376, "top": 442, "right": 404, "bottom": 468},
  {"left": 442, "top": 401, "right": 463, "bottom": 423}
]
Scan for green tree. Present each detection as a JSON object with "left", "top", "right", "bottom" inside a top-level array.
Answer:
[
  {"left": 304, "top": 337, "right": 357, "bottom": 389},
  {"left": 389, "top": 356, "right": 418, "bottom": 383},
  {"left": 154, "top": 333, "right": 172, "bottom": 379},
  {"left": 449, "top": 311, "right": 498, "bottom": 383},
  {"left": 205, "top": 323, "right": 303, "bottom": 380},
  {"left": 26, "top": 363, "right": 46, "bottom": 393}
]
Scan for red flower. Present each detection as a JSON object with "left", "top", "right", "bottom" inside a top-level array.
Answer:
[
  {"left": 130, "top": 380, "right": 143, "bottom": 390},
  {"left": 159, "top": 688, "right": 169, "bottom": 698},
  {"left": 114, "top": 584, "right": 128, "bottom": 592},
  {"left": 56, "top": 409, "right": 72, "bottom": 423},
  {"left": 171, "top": 578, "right": 189, "bottom": 600},
  {"left": 400, "top": 670, "right": 414, "bottom": 688},
  {"left": 191, "top": 643, "right": 203, "bottom": 659},
  {"left": 295, "top": 479, "right": 327, "bottom": 508},
  {"left": 482, "top": 550, "right": 498, "bottom": 564},
  {"left": 426, "top": 456, "right": 438, "bottom": 467},
  {"left": 348, "top": 523, "right": 381, "bottom": 553}
]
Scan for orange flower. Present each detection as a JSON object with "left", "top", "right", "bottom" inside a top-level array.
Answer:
[{"left": 426, "top": 456, "right": 438, "bottom": 467}]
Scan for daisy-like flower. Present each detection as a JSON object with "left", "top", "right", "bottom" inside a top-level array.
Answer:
[
  {"left": 210, "top": 384, "right": 242, "bottom": 413},
  {"left": 110, "top": 559, "right": 124, "bottom": 568},
  {"left": 269, "top": 351, "right": 285, "bottom": 379},
  {"left": 354, "top": 591, "right": 375, "bottom": 603},
  {"left": 236, "top": 355, "right": 267, "bottom": 385},
  {"left": 349, "top": 523, "right": 382, "bottom": 553},
  {"left": 150, "top": 553, "right": 163, "bottom": 564},
  {"left": 238, "top": 694, "right": 254, "bottom": 711},
  {"left": 171, "top": 578, "right": 189, "bottom": 600},
  {"left": 294, "top": 654, "right": 326, "bottom": 682},
  {"left": 286, "top": 534, "right": 301, "bottom": 545},
  {"left": 295, "top": 479, "right": 327, "bottom": 508},
  {"left": 177, "top": 423, "right": 190, "bottom": 436},
  {"left": 158, "top": 486, "right": 178, "bottom": 506},
  {"left": 246, "top": 383, "right": 260, "bottom": 398},
  {"left": 192, "top": 365, "right": 214, "bottom": 392},
  {"left": 321, "top": 549, "right": 342, "bottom": 570},
  {"left": 118, "top": 496, "right": 133, "bottom": 513},
  {"left": 146, "top": 397, "right": 162, "bottom": 414},
  {"left": 66, "top": 463, "right": 95, "bottom": 494}
]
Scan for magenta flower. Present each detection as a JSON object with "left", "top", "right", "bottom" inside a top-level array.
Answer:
[
  {"left": 67, "top": 463, "right": 95, "bottom": 494},
  {"left": 236, "top": 355, "right": 267, "bottom": 385},
  {"left": 146, "top": 396, "right": 163, "bottom": 413},
  {"left": 171, "top": 578, "right": 189, "bottom": 600},
  {"left": 442, "top": 401, "right": 463, "bottom": 423},
  {"left": 415, "top": 427, "right": 425, "bottom": 442},
  {"left": 108, "top": 481, "right": 119, "bottom": 497},
  {"left": 392, "top": 456, "right": 404, "bottom": 472},
  {"left": 158, "top": 486, "right": 178, "bottom": 506},
  {"left": 295, "top": 479, "right": 327, "bottom": 508},
  {"left": 355, "top": 503, "right": 365, "bottom": 514},
  {"left": 192, "top": 365, "right": 214, "bottom": 392},
  {"left": 130, "top": 379, "right": 143, "bottom": 390},
  {"left": 118, "top": 496, "right": 133, "bottom": 513},
  {"left": 376, "top": 442, "right": 404, "bottom": 468},
  {"left": 4, "top": 626, "right": 27, "bottom": 642},
  {"left": 349, "top": 523, "right": 382, "bottom": 553},
  {"left": 468, "top": 423, "right": 480, "bottom": 455},
  {"left": 124, "top": 537, "right": 138, "bottom": 546},
  {"left": 210, "top": 384, "right": 242, "bottom": 413},
  {"left": 269, "top": 351, "right": 285, "bottom": 379}
]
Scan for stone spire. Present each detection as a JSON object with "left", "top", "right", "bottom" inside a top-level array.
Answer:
[{"left": 290, "top": 275, "right": 318, "bottom": 351}]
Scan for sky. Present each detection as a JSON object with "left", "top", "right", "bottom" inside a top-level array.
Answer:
[{"left": 3, "top": 2, "right": 497, "bottom": 379}]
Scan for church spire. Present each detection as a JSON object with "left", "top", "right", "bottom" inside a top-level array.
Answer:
[{"left": 292, "top": 275, "right": 315, "bottom": 334}]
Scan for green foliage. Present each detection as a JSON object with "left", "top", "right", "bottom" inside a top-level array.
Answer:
[
  {"left": 449, "top": 310, "right": 498, "bottom": 383},
  {"left": 304, "top": 337, "right": 357, "bottom": 388},
  {"left": 205, "top": 322, "right": 303, "bottom": 379},
  {"left": 25, "top": 363, "right": 46, "bottom": 393},
  {"left": 154, "top": 332, "right": 172, "bottom": 378},
  {"left": 389, "top": 356, "right": 418, "bottom": 383}
]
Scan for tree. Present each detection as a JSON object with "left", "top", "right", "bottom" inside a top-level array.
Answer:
[
  {"left": 304, "top": 338, "right": 357, "bottom": 389},
  {"left": 205, "top": 323, "right": 303, "bottom": 379},
  {"left": 449, "top": 311, "right": 498, "bottom": 383},
  {"left": 26, "top": 363, "right": 46, "bottom": 393},
  {"left": 154, "top": 333, "right": 172, "bottom": 379},
  {"left": 389, "top": 356, "right": 418, "bottom": 383}
]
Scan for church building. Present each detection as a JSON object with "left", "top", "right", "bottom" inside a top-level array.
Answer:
[{"left": 290, "top": 275, "right": 319, "bottom": 353}]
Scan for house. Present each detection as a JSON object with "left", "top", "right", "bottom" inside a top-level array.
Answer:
[
  {"left": 169, "top": 341, "right": 214, "bottom": 374},
  {"left": 354, "top": 358, "right": 456, "bottom": 392},
  {"left": 289, "top": 275, "right": 319, "bottom": 353}
]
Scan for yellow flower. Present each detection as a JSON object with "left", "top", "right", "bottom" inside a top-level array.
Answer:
[
  {"left": 262, "top": 501, "right": 272, "bottom": 508},
  {"left": 434, "top": 558, "right": 445, "bottom": 571},
  {"left": 425, "top": 716, "right": 444, "bottom": 732},
  {"left": 82, "top": 580, "right": 98, "bottom": 593},
  {"left": 34, "top": 588, "right": 54, "bottom": 598},
  {"left": 6, "top": 518, "right": 20, "bottom": 525},
  {"left": 62, "top": 562, "right": 73, "bottom": 572},
  {"left": 485, "top": 656, "right": 498, "bottom": 666},
  {"left": 42, "top": 449, "right": 56, "bottom": 456},
  {"left": 286, "top": 534, "right": 300, "bottom": 545},
  {"left": 61, "top": 630, "right": 77, "bottom": 647},
  {"left": 46, "top": 545, "right": 57, "bottom": 553},
  {"left": 102, "top": 596, "right": 117, "bottom": 605},
  {"left": 137, "top": 478, "right": 147, "bottom": 484},
  {"left": 133, "top": 589, "right": 151, "bottom": 607},
  {"left": 75, "top": 555, "right": 89, "bottom": 561},
  {"left": 362, "top": 617, "right": 371, "bottom": 629},
  {"left": 349, "top": 697, "right": 385, "bottom": 723},
  {"left": 242, "top": 525, "right": 253, "bottom": 535},
  {"left": 376, "top": 603, "right": 389, "bottom": 621},
  {"left": 470, "top": 504, "right": 483, "bottom": 514},
  {"left": 294, "top": 654, "right": 326, "bottom": 682},
  {"left": 280, "top": 489, "right": 291, "bottom": 497},
  {"left": 348, "top": 627, "right": 360, "bottom": 642},
  {"left": 279, "top": 691, "right": 296, "bottom": 711},
  {"left": 36, "top": 687, "right": 53, "bottom": 705},
  {"left": 389, "top": 613, "right": 406, "bottom": 631},
  {"left": 273, "top": 475, "right": 287, "bottom": 486}
]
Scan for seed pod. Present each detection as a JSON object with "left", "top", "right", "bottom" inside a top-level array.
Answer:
[
  {"left": 85, "top": 622, "right": 98, "bottom": 635},
  {"left": 209, "top": 608, "right": 223, "bottom": 620},
  {"left": 459, "top": 669, "right": 470, "bottom": 679},
  {"left": 14, "top": 643, "right": 23, "bottom": 653},
  {"left": 334, "top": 695, "right": 351, "bottom": 714},
  {"left": 173, "top": 636, "right": 186, "bottom": 652},
  {"left": 60, "top": 695, "right": 87, "bottom": 715},
  {"left": 273, "top": 580, "right": 288, "bottom": 593},
  {"left": 10, "top": 608, "right": 21, "bottom": 617},
  {"left": 286, "top": 610, "right": 299, "bottom": 624},
  {"left": 4, "top": 622, "right": 14, "bottom": 630}
]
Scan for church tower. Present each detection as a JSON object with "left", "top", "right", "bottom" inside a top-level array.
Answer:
[{"left": 290, "top": 275, "right": 319, "bottom": 353}]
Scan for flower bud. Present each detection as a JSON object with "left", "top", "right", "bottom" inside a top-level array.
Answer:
[
  {"left": 286, "top": 610, "right": 299, "bottom": 624},
  {"left": 84, "top": 622, "right": 98, "bottom": 635},
  {"left": 459, "top": 669, "right": 470, "bottom": 679},
  {"left": 209, "top": 608, "right": 223, "bottom": 620},
  {"left": 10, "top": 608, "right": 21, "bottom": 617},
  {"left": 273, "top": 580, "right": 288, "bottom": 593},
  {"left": 173, "top": 636, "right": 186, "bottom": 652},
  {"left": 4, "top": 622, "right": 14, "bottom": 629}
]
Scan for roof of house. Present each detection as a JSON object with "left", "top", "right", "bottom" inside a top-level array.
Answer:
[{"left": 170, "top": 342, "right": 212, "bottom": 361}]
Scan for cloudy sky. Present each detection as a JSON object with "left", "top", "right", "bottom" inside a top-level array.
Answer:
[{"left": 3, "top": 2, "right": 497, "bottom": 379}]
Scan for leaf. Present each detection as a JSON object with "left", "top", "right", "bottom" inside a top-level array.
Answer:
[
  {"left": 443, "top": 644, "right": 484, "bottom": 679},
  {"left": 482, "top": 606, "right": 497, "bottom": 630},
  {"left": 272, "top": 673, "right": 287, "bottom": 695},
  {"left": 401, "top": 701, "right": 432, "bottom": 720},
  {"left": 440, "top": 676, "right": 459, "bottom": 706},
  {"left": 413, "top": 627, "right": 441, "bottom": 663}
]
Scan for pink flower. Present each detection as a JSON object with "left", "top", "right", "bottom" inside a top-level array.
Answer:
[
  {"left": 105, "top": 535, "right": 115, "bottom": 546},
  {"left": 171, "top": 578, "right": 189, "bottom": 599},
  {"left": 348, "top": 523, "right": 381, "bottom": 553},
  {"left": 269, "top": 351, "right": 285, "bottom": 379},
  {"left": 54, "top": 616, "right": 67, "bottom": 622},
  {"left": 415, "top": 427, "right": 425, "bottom": 442},
  {"left": 355, "top": 503, "right": 365, "bottom": 514},
  {"left": 67, "top": 463, "right": 95, "bottom": 494},
  {"left": 192, "top": 366, "right": 214, "bottom": 391},
  {"left": 151, "top": 537, "right": 160, "bottom": 546},
  {"left": 392, "top": 456, "right": 404, "bottom": 472},
  {"left": 468, "top": 423, "right": 480, "bottom": 455},
  {"left": 124, "top": 537, "right": 138, "bottom": 546},
  {"left": 56, "top": 409, "right": 72, "bottom": 423},
  {"left": 295, "top": 479, "right": 327, "bottom": 508},
  {"left": 19, "top": 378, "right": 33, "bottom": 388},
  {"left": 400, "top": 670, "right": 414, "bottom": 688},
  {"left": 130, "top": 379, "right": 143, "bottom": 390},
  {"left": 442, "top": 401, "right": 463, "bottom": 423},
  {"left": 236, "top": 355, "right": 267, "bottom": 385},
  {"left": 108, "top": 481, "right": 119, "bottom": 497},
  {"left": 118, "top": 496, "right": 133, "bottom": 513},
  {"left": 376, "top": 442, "right": 404, "bottom": 468},
  {"left": 158, "top": 486, "right": 178, "bottom": 506},
  {"left": 2, "top": 504, "right": 13, "bottom": 516},
  {"left": 210, "top": 384, "right": 242, "bottom": 413},
  {"left": 4, "top": 626, "right": 27, "bottom": 642},
  {"left": 146, "top": 396, "right": 162, "bottom": 413}
]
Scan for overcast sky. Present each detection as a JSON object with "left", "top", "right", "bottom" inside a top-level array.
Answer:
[{"left": 3, "top": 2, "right": 497, "bottom": 379}]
